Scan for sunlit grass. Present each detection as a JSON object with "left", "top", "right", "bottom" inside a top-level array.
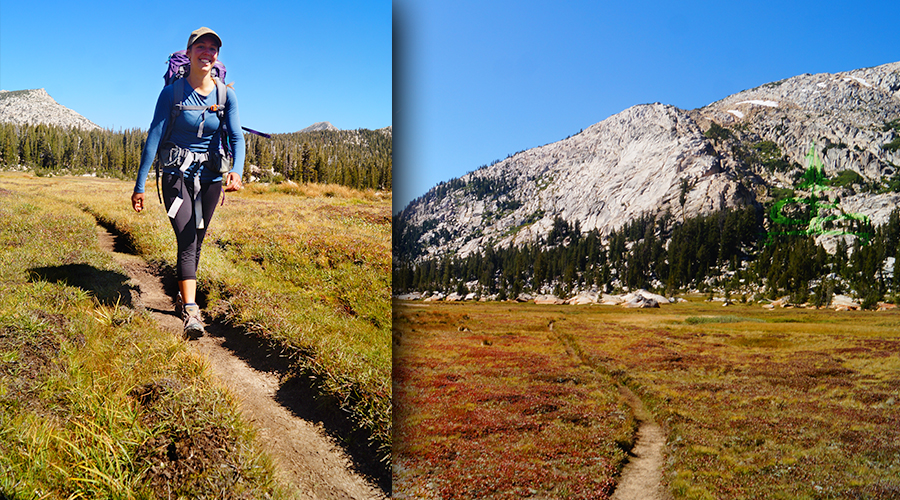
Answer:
[
  {"left": 0, "top": 174, "right": 284, "bottom": 497},
  {"left": 684, "top": 315, "right": 765, "bottom": 325},
  {"left": 1, "top": 171, "right": 392, "bottom": 465},
  {"left": 202, "top": 182, "right": 392, "bottom": 461},
  {"left": 567, "top": 302, "right": 900, "bottom": 499}
]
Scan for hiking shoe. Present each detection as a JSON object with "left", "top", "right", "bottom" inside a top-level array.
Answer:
[{"left": 182, "top": 304, "right": 205, "bottom": 338}]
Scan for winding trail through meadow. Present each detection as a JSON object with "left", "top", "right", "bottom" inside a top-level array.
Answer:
[
  {"left": 610, "top": 385, "right": 668, "bottom": 500},
  {"left": 557, "top": 329, "right": 668, "bottom": 500},
  {"left": 96, "top": 223, "right": 386, "bottom": 500}
]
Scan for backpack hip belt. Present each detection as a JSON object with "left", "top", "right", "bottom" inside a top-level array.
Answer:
[{"left": 162, "top": 145, "right": 210, "bottom": 230}]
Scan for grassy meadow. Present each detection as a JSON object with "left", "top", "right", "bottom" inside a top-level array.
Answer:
[
  {"left": 0, "top": 172, "right": 391, "bottom": 496},
  {"left": 393, "top": 300, "right": 900, "bottom": 499}
]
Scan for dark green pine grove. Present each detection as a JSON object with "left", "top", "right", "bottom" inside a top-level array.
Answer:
[
  {"left": 0, "top": 122, "right": 391, "bottom": 191},
  {"left": 243, "top": 129, "right": 392, "bottom": 189},
  {"left": 0, "top": 123, "right": 147, "bottom": 176},
  {"left": 394, "top": 206, "right": 900, "bottom": 308}
]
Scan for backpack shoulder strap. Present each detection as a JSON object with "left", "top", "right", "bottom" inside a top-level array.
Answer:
[
  {"left": 161, "top": 79, "right": 185, "bottom": 143},
  {"left": 156, "top": 79, "right": 185, "bottom": 204},
  {"left": 171, "top": 79, "right": 186, "bottom": 120},
  {"left": 171, "top": 78, "right": 227, "bottom": 138},
  {"left": 212, "top": 77, "right": 227, "bottom": 119}
]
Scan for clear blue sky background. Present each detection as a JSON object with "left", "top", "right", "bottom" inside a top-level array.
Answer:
[
  {"left": 393, "top": 0, "right": 899, "bottom": 213},
  {"left": 0, "top": 0, "right": 391, "bottom": 134}
]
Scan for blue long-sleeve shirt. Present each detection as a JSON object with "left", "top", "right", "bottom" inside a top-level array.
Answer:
[{"left": 134, "top": 81, "right": 245, "bottom": 193}]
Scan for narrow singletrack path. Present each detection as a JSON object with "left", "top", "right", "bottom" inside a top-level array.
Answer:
[
  {"left": 555, "top": 330, "right": 668, "bottom": 500},
  {"left": 97, "top": 223, "right": 386, "bottom": 500},
  {"left": 610, "top": 385, "right": 668, "bottom": 500}
]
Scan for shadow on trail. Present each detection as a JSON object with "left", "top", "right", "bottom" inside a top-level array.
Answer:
[
  {"left": 28, "top": 264, "right": 136, "bottom": 307},
  {"left": 150, "top": 263, "right": 183, "bottom": 320},
  {"left": 94, "top": 216, "right": 182, "bottom": 320},
  {"left": 95, "top": 218, "right": 139, "bottom": 255},
  {"left": 203, "top": 320, "right": 391, "bottom": 495},
  {"left": 89, "top": 215, "right": 390, "bottom": 494}
]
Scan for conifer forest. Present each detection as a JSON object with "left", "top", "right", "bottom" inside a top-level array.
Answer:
[
  {"left": 394, "top": 205, "right": 900, "bottom": 309},
  {"left": 0, "top": 122, "right": 392, "bottom": 191}
]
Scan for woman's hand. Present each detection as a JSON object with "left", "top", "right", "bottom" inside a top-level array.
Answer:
[
  {"left": 224, "top": 172, "right": 243, "bottom": 192},
  {"left": 132, "top": 192, "right": 145, "bottom": 212}
]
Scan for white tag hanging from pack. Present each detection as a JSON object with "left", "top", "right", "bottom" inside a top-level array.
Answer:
[
  {"left": 167, "top": 196, "right": 184, "bottom": 219},
  {"left": 194, "top": 196, "right": 205, "bottom": 229}
]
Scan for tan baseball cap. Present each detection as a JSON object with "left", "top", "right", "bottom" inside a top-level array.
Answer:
[{"left": 187, "top": 27, "right": 222, "bottom": 50}]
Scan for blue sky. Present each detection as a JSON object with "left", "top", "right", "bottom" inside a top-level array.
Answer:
[
  {"left": 0, "top": 0, "right": 391, "bottom": 134},
  {"left": 393, "top": 0, "right": 900, "bottom": 213}
]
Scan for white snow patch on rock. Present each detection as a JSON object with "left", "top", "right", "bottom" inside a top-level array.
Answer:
[{"left": 737, "top": 100, "right": 779, "bottom": 108}]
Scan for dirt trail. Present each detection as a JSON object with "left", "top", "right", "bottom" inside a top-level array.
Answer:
[
  {"left": 556, "top": 331, "right": 667, "bottom": 500},
  {"left": 97, "top": 224, "right": 386, "bottom": 500},
  {"left": 610, "top": 385, "right": 668, "bottom": 500}
]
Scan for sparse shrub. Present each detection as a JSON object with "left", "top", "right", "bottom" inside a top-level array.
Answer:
[
  {"left": 883, "top": 136, "right": 900, "bottom": 152},
  {"left": 704, "top": 122, "right": 732, "bottom": 142},
  {"left": 829, "top": 169, "right": 865, "bottom": 188},
  {"left": 823, "top": 141, "right": 848, "bottom": 154}
]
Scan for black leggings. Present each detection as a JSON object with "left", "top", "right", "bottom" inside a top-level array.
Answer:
[{"left": 162, "top": 172, "right": 221, "bottom": 281}]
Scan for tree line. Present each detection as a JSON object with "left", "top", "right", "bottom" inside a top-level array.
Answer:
[
  {"left": 244, "top": 128, "right": 391, "bottom": 190},
  {"left": 0, "top": 122, "right": 391, "bottom": 191},
  {"left": 393, "top": 206, "right": 900, "bottom": 308}
]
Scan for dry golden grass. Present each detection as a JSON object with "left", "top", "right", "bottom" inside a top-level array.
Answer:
[
  {"left": 10, "top": 172, "right": 393, "bottom": 464},
  {"left": 246, "top": 179, "right": 391, "bottom": 203},
  {"left": 0, "top": 175, "right": 282, "bottom": 498}
]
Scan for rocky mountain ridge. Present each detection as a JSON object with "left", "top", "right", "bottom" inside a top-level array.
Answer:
[
  {"left": 299, "top": 121, "right": 340, "bottom": 133},
  {"left": 297, "top": 122, "right": 392, "bottom": 136},
  {"left": 0, "top": 89, "right": 101, "bottom": 131},
  {"left": 397, "top": 61, "right": 900, "bottom": 262},
  {"left": 0, "top": 91, "right": 392, "bottom": 138}
]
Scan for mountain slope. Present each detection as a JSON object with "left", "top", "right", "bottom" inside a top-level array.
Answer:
[
  {"left": 0, "top": 89, "right": 101, "bottom": 131},
  {"left": 396, "top": 62, "right": 900, "bottom": 263},
  {"left": 299, "top": 121, "right": 340, "bottom": 133}
]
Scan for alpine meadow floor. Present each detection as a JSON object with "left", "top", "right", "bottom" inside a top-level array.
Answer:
[
  {"left": 0, "top": 172, "right": 390, "bottom": 497},
  {"left": 393, "top": 300, "right": 900, "bottom": 500},
  {"left": 96, "top": 221, "right": 385, "bottom": 499}
]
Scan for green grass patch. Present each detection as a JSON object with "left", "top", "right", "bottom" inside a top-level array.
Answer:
[
  {"left": 1, "top": 171, "right": 392, "bottom": 469},
  {"left": 829, "top": 169, "right": 865, "bottom": 188},
  {"left": 684, "top": 315, "right": 765, "bottom": 325},
  {"left": 0, "top": 180, "right": 282, "bottom": 498}
]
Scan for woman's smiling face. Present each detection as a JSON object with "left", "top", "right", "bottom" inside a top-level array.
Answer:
[{"left": 188, "top": 35, "right": 219, "bottom": 71}]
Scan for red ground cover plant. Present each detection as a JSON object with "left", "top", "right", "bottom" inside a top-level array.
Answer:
[
  {"left": 393, "top": 304, "right": 631, "bottom": 499},
  {"left": 395, "top": 302, "right": 900, "bottom": 499}
]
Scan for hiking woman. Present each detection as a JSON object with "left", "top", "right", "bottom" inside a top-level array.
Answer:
[{"left": 131, "top": 27, "right": 245, "bottom": 337}]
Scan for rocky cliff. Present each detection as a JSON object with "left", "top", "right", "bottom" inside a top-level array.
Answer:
[
  {"left": 396, "top": 62, "right": 900, "bottom": 262},
  {"left": 0, "top": 89, "right": 101, "bottom": 131}
]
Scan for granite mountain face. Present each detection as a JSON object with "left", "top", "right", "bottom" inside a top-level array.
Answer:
[
  {"left": 396, "top": 62, "right": 900, "bottom": 263},
  {"left": 299, "top": 121, "right": 340, "bottom": 133},
  {"left": 0, "top": 89, "right": 101, "bottom": 131},
  {"left": 0, "top": 89, "right": 372, "bottom": 136}
]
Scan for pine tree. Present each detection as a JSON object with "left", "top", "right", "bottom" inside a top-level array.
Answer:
[{"left": 0, "top": 124, "right": 18, "bottom": 165}]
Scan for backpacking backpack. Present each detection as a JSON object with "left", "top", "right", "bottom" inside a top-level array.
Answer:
[
  {"left": 154, "top": 50, "right": 270, "bottom": 203},
  {"left": 156, "top": 50, "right": 233, "bottom": 204},
  {"left": 162, "top": 50, "right": 231, "bottom": 149},
  {"left": 164, "top": 50, "right": 227, "bottom": 86},
  {"left": 164, "top": 50, "right": 270, "bottom": 139}
]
